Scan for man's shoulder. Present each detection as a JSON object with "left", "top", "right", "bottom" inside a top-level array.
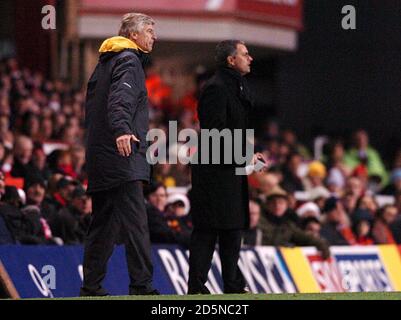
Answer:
[
  {"left": 201, "top": 76, "right": 229, "bottom": 96},
  {"left": 112, "top": 49, "right": 141, "bottom": 68}
]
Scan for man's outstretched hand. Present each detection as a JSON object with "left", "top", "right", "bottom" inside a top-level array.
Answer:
[{"left": 116, "top": 134, "right": 140, "bottom": 157}]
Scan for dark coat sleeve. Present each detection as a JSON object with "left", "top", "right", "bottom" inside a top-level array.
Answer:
[
  {"left": 107, "top": 55, "right": 141, "bottom": 139},
  {"left": 289, "top": 223, "right": 331, "bottom": 259}
]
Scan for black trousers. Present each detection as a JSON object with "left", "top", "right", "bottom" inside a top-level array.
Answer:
[
  {"left": 187, "top": 228, "right": 245, "bottom": 294},
  {"left": 80, "top": 181, "right": 153, "bottom": 296}
]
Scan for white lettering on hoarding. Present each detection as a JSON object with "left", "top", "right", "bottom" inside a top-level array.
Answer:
[
  {"left": 256, "top": 247, "right": 297, "bottom": 293},
  {"left": 337, "top": 260, "right": 392, "bottom": 292},
  {"left": 78, "top": 265, "right": 83, "bottom": 282},
  {"left": 28, "top": 264, "right": 54, "bottom": 298},
  {"left": 158, "top": 247, "right": 297, "bottom": 295},
  {"left": 310, "top": 260, "right": 344, "bottom": 292},
  {"left": 158, "top": 250, "right": 188, "bottom": 295},
  {"left": 239, "top": 251, "right": 270, "bottom": 292}
]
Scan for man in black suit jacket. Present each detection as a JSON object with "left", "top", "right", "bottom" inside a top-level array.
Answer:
[{"left": 188, "top": 40, "right": 266, "bottom": 294}]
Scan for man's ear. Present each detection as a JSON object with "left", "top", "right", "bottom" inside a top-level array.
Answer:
[
  {"left": 226, "top": 55, "right": 235, "bottom": 67},
  {"left": 130, "top": 32, "right": 138, "bottom": 41}
]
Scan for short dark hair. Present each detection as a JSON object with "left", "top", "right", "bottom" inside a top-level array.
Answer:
[
  {"left": 143, "top": 182, "right": 165, "bottom": 199},
  {"left": 301, "top": 216, "right": 321, "bottom": 230},
  {"left": 215, "top": 40, "right": 245, "bottom": 67}
]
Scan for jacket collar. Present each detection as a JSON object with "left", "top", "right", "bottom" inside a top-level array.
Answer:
[
  {"left": 98, "top": 36, "right": 150, "bottom": 68},
  {"left": 99, "top": 36, "right": 148, "bottom": 53},
  {"left": 217, "top": 66, "right": 253, "bottom": 107}
]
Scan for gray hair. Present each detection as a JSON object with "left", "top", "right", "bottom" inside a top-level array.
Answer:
[
  {"left": 215, "top": 40, "right": 245, "bottom": 67},
  {"left": 118, "top": 13, "right": 155, "bottom": 37}
]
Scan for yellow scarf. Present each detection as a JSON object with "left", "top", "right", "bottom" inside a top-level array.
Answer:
[{"left": 98, "top": 36, "right": 148, "bottom": 53}]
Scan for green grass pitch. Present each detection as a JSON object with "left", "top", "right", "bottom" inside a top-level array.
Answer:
[{"left": 48, "top": 292, "right": 401, "bottom": 300}]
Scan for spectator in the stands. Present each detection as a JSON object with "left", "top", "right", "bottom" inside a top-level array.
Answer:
[
  {"left": 56, "top": 185, "right": 91, "bottom": 244},
  {"left": 305, "top": 186, "right": 330, "bottom": 213},
  {"left": 296, "top": 201, "right": 321, "bottom": 221},
  {"left": 11, "top": 135, "right": 41, "bottom": 180},
  {"left": 303, "top": 161, "right": 330, "bottom": 200},
  {"left": 54, "top": 150, "right": 77, "bottom": 178},
  {"left": 381, "top": 168, "right": 401, "bottom": 196},
  {"left": 301, "top": 217, "right": 322, "bottom": 240},
  {"left": 0, "top": 185, "right": 49, "bottom": 245},
  {"left": 345, "top": 176, "right": 365, "bottom": 198},
  {"left": 20, "top": 177, "right": 61, "bottom": 245},
  {"left": 242, "top": 199, "right": 263, "bottom": 246},
  {"left": 164, "top": 193, "right": 192, "bottom": 239},
  {"left": 372, "top": 204, "right": 398, "bottom": 244},
  {"left": 146, "top": 182, "right": 168, "bottom": 212},
  {"left": 0, "top": 213, "right": 14, "bottom": 244},
  {"left": 351, "top": 209, "right": 374, "bottom": 245},
  {"left": 21, "top": 112, "right": 40, "bottom": 140},
  {"left": 38, "top": 116, "right": 54, "bottom": 141},
  {"left": 153, "top": 163, "right": 177, "bottom": 188},
  {"left": 0, "top": 142, "right": 13, "bottom": 173},
  {"left": 253, "top": 172, "right": 280, "bottom": 203},
  {"left": 342, "top": 191, "right": 358, "bottom": 215},
  {"left": 281, "top": 152, "right": 304, "bottom": 192},
  {"left": 31, "top": 143, "right": 51, "bottom": 181},
  {"left": 144, "top": 183, "right": 190, "bottom": 248},
  {"left": 342, "top": 176, "right": 365, "bottom": 214},
  {"left": 281, "top": 128, "right": 311, "bottom": 160},
  {"left": 45, "top": 173, "right": 63, "bottom": 197},
  {"left": 324, "top": 140, "right": 350, "bottom": 195},
  {"left": 70, "top": 145, "right": 86, "bottom": 180},
  {"left": 320, "top": 197, "right": 356, "bottom": 245},
  {"left": 43, "top": 176, "right": 75, "bottom": 211},
  {"left": 344, "top": 129, "right": 388, "bottom": 186},
  {"left": 0, "top": 115, "right": 14, "bottom": 148},
  {"left": 0, "top": 180, "right": 23, "bottom": 244},
  {"left": 354, "top": 194, "right": 378, "bottom": 217},
  {"left": 259, "top": 186, "right": 330, "bottom": 259}
]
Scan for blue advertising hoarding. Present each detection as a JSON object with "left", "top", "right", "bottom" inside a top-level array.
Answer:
[{"left": 0, "top": 245, "right": 295, "bottom": 298}]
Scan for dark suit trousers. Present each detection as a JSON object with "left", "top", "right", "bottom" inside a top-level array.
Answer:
[
  {"left": 188, "top": 228, "right": 245, "bottom": 294},
  {"left": 80, "top": 181, "right": 153, "bottom": 295}
]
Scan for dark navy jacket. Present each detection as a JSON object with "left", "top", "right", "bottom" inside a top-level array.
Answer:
[{"left": 85, "top": 44, "right": 150, "bottom": 193}]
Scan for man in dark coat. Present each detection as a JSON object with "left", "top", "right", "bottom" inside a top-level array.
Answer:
[
  {"left": 57, "top": 185, "right": 91, "bottom": 245},
  {"left": 80, "top": 13, "right": 158, "bottom": 296},
  {"left": 188, "top": 40, "right": 266, "bottom": 294},
  {"left": 259, "top": 186, "right": 330, "bottom": 259}
]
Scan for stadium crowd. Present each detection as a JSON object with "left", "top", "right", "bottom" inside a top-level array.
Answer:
[{"left": 0, "top": 57, "right": 400, "bottom": 253}]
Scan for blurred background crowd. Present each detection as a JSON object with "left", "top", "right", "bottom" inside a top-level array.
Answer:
[
  {"left": 0, "top": 0, "right": 400, "bottom": 253},
  {"left": 0, "top": 54, "right": 400, "bottom": 252}
]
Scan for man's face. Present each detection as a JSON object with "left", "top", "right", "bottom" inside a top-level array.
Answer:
[
  {"left": 355, "top": 130, "right": 369, "bottom": 149},
  {"left": 230, "top": 44, "right": 253, "bottom": 76},
  {"left": 346, "top": 177, "right": 363, "bottom": 197},
  {"left": 383, "top": 206, "right": 398, "bottom": 225},
  {"left": 60, "top": 184, "right": 75, "bottom": 201},
  {"left": 131, "top": 24, "right": 157, "bottom": 52},
  {"left": 266, "top": 197, "right": 288, "bottom": 217},
  {"left": 15, "top": 139, "right": 33, "bottom": 164},
  {"left": 327, "top": 202, "right": 346, "bottom": 224},
  {"left": 148, "top": 187, "right": 167, "bottom": 212},
  {"left": 72, "top": 196, "right": 92, "bottom": 215},
  {"left": 305, "top": 221, "right": 321, "bottom": 238},
  {"left": 27, "top": 183, "right": 45, "bottom": 205}
]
